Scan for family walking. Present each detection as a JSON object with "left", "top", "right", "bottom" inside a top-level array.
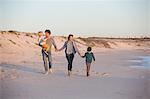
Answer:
[{"left": 38, "top": 29, "right": 95, "bottom": 77}]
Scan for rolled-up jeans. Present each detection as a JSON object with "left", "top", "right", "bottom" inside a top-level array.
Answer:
[
  {"left": 66, "top": 53, "right": 74, "bottom": 71},
  {"left": 42, "top": 49, "right": 52, "bottom": 72}
]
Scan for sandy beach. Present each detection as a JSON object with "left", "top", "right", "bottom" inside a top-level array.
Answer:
[{"left": 0, "top": 31, "right": 150, "bottom": 99}]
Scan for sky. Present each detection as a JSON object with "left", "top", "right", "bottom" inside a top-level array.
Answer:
[{"left": 0, "top": 0, "right": 149, "bottom": 37}]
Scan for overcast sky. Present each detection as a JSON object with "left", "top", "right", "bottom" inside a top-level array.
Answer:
[{"left": 0, "top": 0, "right": 149, "bottom": 37}]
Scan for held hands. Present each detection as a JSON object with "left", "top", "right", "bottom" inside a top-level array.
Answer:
[
  {"left": 78, "top": 52, "right": 81, "bottom": 56},
  {"left": 93, "top": 61, "right": 96, "bottom": 64},
  {"left": 55, "top": 48, "right": 59, "bottom": 52},
  {"left": 78, "top": 52, "right": 83, "bottom": 58},
  {"left": 55, "top": 48, "right": 61, "bottom": 52}
]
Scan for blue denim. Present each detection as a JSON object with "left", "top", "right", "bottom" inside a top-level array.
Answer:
[{"left": 42, "top": 49, "right": 52, "bottom": 71}]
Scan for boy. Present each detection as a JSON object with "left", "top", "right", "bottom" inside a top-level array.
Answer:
[{"left": 82, "top": 47, "right": 95, "bottom": 77}]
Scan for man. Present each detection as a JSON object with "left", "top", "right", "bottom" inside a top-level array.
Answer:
[{"left": 40, "top": 29, "right": 57, "bottom": 75}]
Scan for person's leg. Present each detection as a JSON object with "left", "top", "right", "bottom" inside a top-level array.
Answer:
[
  {"left": 86, "top": 63, "right": 89, "bottom": 76},
  {"left": 88, "top": 63, "right": 91, "bottom": 73},
  {"left": 47, "top": 52, "right": 52, "bottom": 69},
  {"left": 66, "top": 54, "right": 73, "bottom": 76},
  {"left": 66, "top": 54, "right": 71, "bottom": 71},
  {"left": 42, "top": 50, "right": 48, "bottom": 73},
  {"left": 70, "top": 53, "right": 74, "bottom": 71},
  {"left": 86, "top": 63, "right": 91, "bottom": 76},
  {"left": 48, "top": 52, "right": 52, "bottom": 73}
]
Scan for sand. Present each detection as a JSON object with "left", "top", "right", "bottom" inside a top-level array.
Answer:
[
  {"left": 0, "top": 31, "right": 150, "bottom": 99},
  {"left": 0, "top": 49, "right": 150, "bottom": 99}
]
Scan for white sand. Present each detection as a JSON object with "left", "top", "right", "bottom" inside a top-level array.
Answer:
[
  {"left": 0, "top": 31, "right": 150, "bottom": 99},
  {"left": 0, "top": 50, "right": 150, "bottom": 99}
]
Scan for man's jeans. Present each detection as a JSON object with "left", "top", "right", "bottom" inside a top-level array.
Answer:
[{"left": 42, "top": 50, "right": 52, "bottom": 72}]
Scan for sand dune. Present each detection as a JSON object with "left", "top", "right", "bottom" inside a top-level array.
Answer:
[
  {"left": 0, "top": 30, "right": 150, "bottom": 56},
  {"left": 0, "top": 30, "right": 150, "bottom": 99}
]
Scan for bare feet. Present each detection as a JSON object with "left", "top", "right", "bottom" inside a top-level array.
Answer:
[
  {"left": 44, "top": 71, "right": 49, "bottom": 75},
  {"left": 68, "top": 71, "right": 71, "bottom": 76},
  {"left": 49, "top": 69, "right": 53, "bottom": 73}
]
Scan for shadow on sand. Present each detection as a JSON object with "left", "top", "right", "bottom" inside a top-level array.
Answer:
[{"left": 0, "top": 63, "right": 43, "bottom": 74}]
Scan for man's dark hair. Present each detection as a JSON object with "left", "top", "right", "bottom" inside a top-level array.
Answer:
[
  {"left": 45, "top": 29, "right": 51, "bottom": 34},
  {"left": 87, "top": 47, "right": 92, "bottom": 51},
  {"left": 68, "top": 34, "right": 73, "bottom": 40}
]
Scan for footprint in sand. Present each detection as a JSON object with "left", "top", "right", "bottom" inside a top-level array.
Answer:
[
  {"left": 94, "top": 72, "right": 110, "bottom": 77},
  {"left": 0, "top": 68, "right": 5, "bottom": 72},
  {"left": 73, "top": 70, "right": 80, "bottom": 75},
  {"left": 76, "top": 70, "right": 79, "bottom": 72},
  {"left": 100, "top": 73, "right": 110, "bottom": 77},
  {"left": 82, "top": 69, "right": 86, "bottom": 71}
]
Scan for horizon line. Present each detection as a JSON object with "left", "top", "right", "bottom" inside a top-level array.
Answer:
[{"left": 0, "top": 30, "right": 150, "bottom": 38}]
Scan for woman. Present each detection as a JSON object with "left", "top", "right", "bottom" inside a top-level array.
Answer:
[{"left": 58, "top": 34, "right": 80, "bottom": 76}]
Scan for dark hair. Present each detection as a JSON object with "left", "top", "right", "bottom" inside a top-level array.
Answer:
[
  {"left": 38, "top": 31, "right": 43, "bottom": 34},
  {"left": 87, "top": 47, "right": 92, "bottom": 51},
  {"left": 45, "top": 29, "right": 51, "bottom": 34},
  {"left": 68, "top": 34, "right": 73, "bottom": 40}
]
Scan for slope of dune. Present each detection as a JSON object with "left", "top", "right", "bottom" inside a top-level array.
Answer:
[{"left": 0, "top": 30, "right": 150, "bottom": 63}]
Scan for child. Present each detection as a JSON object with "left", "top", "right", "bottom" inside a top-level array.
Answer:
[
  {"left": 38, "top": 31, "right": 49, "bottom": 53},
  {"left": 38, "top": 31, "right": 45, "bottom": 47},
  {"left": 82, "top": 47, "right": 95, "bottom": 77}
]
